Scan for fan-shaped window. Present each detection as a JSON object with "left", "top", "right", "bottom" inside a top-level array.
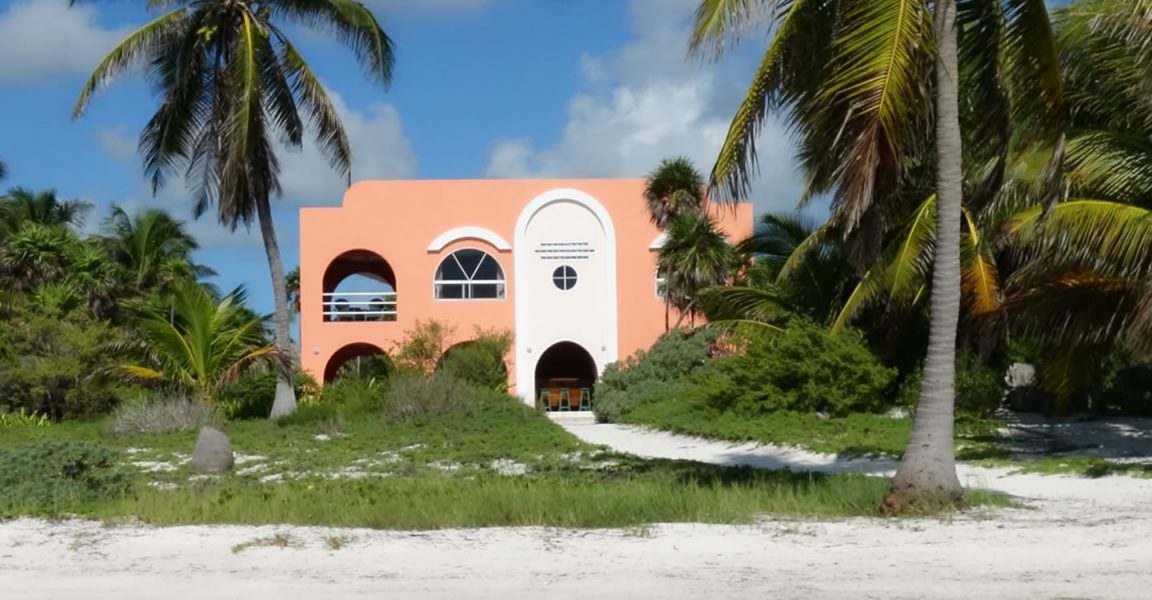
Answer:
[{"left": 434, "top": 249, "right": 506, "bottom": 300}]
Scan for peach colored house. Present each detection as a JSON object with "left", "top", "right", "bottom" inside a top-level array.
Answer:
[{"left": 298, "top": 179, "right": 753, "bottom": 409}]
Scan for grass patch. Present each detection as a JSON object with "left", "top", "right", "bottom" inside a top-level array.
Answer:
[
  {"left": 2, "top": 392, "right": 1013, "bottom": 527},
  {"left": 979, "top": 456, "right": 1152, "bottom": 478},
  {"left": 624, "top": 398, "right": 1004, "bottom": 460}
]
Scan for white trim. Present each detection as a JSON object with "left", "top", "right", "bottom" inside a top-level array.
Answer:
[
  {"left": 514, "top": 188, "right": 619, "bottom": 403},
  {"left": 426, "top": 226, "right": 512, "bottom": 252},
  {"left": 649, "top": 232, "right": 667, "bottom": 249}
]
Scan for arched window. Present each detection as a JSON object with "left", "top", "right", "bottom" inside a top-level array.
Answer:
[{"left": 434, "top": 249, "right": 506, "bottom": 300}]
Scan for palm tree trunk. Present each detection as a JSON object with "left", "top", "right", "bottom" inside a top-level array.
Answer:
[
  {"left": 890, "top": 0, "right": 964, "bottom": 503},
  {"left": 256, "top": 194, "right": 298, "bottom": 418}
]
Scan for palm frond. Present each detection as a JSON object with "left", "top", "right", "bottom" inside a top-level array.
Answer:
[
  {"left": 705, "top": 0, "right": 833, "bottom": 203},
  {"left": 72, "top": 8, "right": 189, "bottom": 118},
  {"left": 273, "top": 0, "right": 394, "bottom": 84},
  {"left": 1065, "top": 131, "right": 1152, "bottom": 204},
  {"left": 689, "top": 0, "right": 774, "bottom": 58},
  {"left": 1002, "top": 200, "right": 1152, "bottom": 278}
]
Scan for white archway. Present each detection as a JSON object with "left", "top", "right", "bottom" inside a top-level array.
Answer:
[{"left": 513, "top": 188, "right": 619, "bottom": 402}]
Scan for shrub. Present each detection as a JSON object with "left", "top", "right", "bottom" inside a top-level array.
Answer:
[
  {"left": 437, "top": 330, "right": 513, "bottom": 391},
  {"left": 897, "top": 352, "right": 1006, "bottom": 417},
  {"left": 1101, "top": 359, "right": 1152, "bottom": 415},
  {"left": 594, "top": 328, "right": 720, "bottom": 423},
  {"left": 686, "top": 320, "right": 895, "bottom": 417},
  {"left": 216, "top": 368, "right": 324, "bottom": 420},
  {"left": 0, "top": 311, "right": 126, "bottom": 420},
  {"left": 381, "top": 373, "right": 505, "bottom": 423},
  {"left": 317, "top": 373, "right": 390, "bottom": 416},
  {"left": 0, "top": 440, "right": 133, "bottom": 517},
  {"left": 110, "top": 396, "right": 221, "bottom": 435}
]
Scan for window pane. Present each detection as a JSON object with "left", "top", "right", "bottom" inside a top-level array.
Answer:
[
  {"left": 436, "top": 258, "right": 467, "bottom": 281},
  {"left": 473, "top": 254, "right": 505, "bottom": 281},
  {"left": 436, "top": 283, "right": 465, "bottom": 299},
  {"left": 454, "top": 249, "right": 484, "bottom": 277},
  {"left": 471, "top": 283, "right": 502, "bottom": 299}
]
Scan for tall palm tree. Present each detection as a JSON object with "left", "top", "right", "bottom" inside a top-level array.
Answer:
[
  {"left": 658, "top": 211, "right": 737, "bottom": 328},
  {"left": 644, "top": 157, "right": 706, "bottom": 228},
  {"left": 71, "top": 0, "right": 395, "bottom": 418},
  {"left": 100, "top": 204, "right": 215, "bottom": 295},
  {"left": 0, "top": 187, "right": 92, "bottom": 237},
  {"left": 285, "top": 266, "right": 301, "bottom": 314},
  {"left": 116, "top": 282, "right": 278, "bottom": 406},
  {"left": 690, "top": 0, "right": 1063, "bottom": 503}
]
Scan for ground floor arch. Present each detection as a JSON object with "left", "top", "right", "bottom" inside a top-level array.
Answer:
[
  {"left": 534, "top": 341, "right": 597, "bottom": 411},
  {"left": 323, "top": 342, "right": 392, "bottom": 383}
]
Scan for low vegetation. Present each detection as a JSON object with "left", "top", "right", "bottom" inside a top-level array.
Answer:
[{"left": 0, "top": 371, "right": 1012, "bottom": 526}]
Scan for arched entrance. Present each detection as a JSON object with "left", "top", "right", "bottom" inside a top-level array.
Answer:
[
  {"left": 323, "top": 342, "right": 392, "bottom": 383},
  {"left": 534, "top": 341, "right": 597, "bottom": 412},
  {"left": 322, "top": 250, "right": 397, "bottom": 322}
]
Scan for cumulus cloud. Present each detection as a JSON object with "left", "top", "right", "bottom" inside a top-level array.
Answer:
[
  {"left": 95, "top": 127, "right": 136, "bottom": 163},
  {"left": 483, "top": 0, "right": 807, "bottom": 216},
  {"left": 0, "top": 0, "right": 129, "bottom": 84}
]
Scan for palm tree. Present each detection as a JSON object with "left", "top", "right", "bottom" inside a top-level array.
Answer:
[
  {"left": 0, "top": 159, "right": 7, "bottom": 181},
  {"left": 100, "top": 204, "right": 215, "bottom": 295},
  {"left": 644, "top": 157, "right": 706, "bottom": 229},
  {"left": 658, "top": 211, "right": 737, "bottom": 328},
  {"left": 690, "top": 0, "right": 1064, "bottom": 503},
  {"left": 71, "top": 0, "right": 395, "bottom": 417},
  {"left": 285, "top": 266, "right": 301, "bottom": 314},
  {"left": 116, "top": 282, "right": 278, "bottom": 405},
  {"left": 0, "top": 188, "right": 92, "bottom": 237}
]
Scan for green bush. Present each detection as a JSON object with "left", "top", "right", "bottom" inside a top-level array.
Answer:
[
  {"left": 382, "top": 373, "right": 504, "bottom": 423},
  {"left": 687, "top": 320, "right": 895, "bottom": 417},
  {"left": 437, "top": 332, "right": 512, "bottom": 392},
  {"left": 0, "top": 440, "right": 133, "bottom": 517},
  {"left": 216, "top": 368, "right": 323, "bottom": 420},
  {"left": 594, "top": 328, "right": 720, "bottom": 423},
  {"left": 897, "top": 352, "right": 1005, "bottom": 417},
  {"left": 1101, "top": 360, "right": 1152, "bottom": 415}
]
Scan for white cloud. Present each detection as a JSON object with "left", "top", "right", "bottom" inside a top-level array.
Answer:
[
  {"left": 0, "top": 0, "right": 129, "bottom": 84},
  {"left": 483, "top": 0, "right": 807, "bottom": 216},
  {"left": 95, "top": 127, "right": 136, "bottom": 163}
]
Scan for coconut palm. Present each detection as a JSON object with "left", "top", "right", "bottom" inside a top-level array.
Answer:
[
  {"left": 285, "top": 266, "right": 301, "bottom": 314},
  {"left": 690, "top": 0, "right": 1064, "bottom": 503},
  {"left": 71, "top": 0, "right": 395, "bottom": 418},
  {"left": 644, "top": 157, "right": 706, "bottom": 228},
  {"left": 658, "top": 211, "right": 738, "bottom": 328},
  {"left": 0, "top": 160, "right": 6, "bottom": 181},
  {"left": 116, "top": 282, "right": 278, "bottom": 405},
  {"left": 100, "top": 204, "right": 215, "bottom": 295}
]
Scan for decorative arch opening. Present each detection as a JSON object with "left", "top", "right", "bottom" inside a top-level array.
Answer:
[
  {"left": 323, "top": 342, "right": 392, "bottom": 383},
  {"left": 323, "top": 249, "right": 397, "bottom": 322},
  {"left": 534, "top": 341, "right": 597, "bottom": 412}
]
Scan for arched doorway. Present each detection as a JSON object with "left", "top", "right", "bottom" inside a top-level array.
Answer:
[
  {"left": 322, "top": 250, "right": 397, "bottom": 322},
  {"left": 323, "top": 342, "right": 392, "bottom": 383},
  {"left": 534, "top": 341, "right": 597, "bottom": 412}
]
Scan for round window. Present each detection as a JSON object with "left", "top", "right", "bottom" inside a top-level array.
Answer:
[{"left": 552, "top": 265, "right": 577, "bottom": 290}]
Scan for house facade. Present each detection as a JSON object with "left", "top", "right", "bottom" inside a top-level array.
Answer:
[{"left": 298, "top": 179, "right": 753, "bottom": 409}]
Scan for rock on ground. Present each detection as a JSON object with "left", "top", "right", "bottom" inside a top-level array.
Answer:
[{"left": 189, "top": 426, "right": 234, "bottom": 474}]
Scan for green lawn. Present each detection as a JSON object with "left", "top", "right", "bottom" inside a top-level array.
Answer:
[{"left": 0, "top": 398, "right": 1013, "bottom": 527}]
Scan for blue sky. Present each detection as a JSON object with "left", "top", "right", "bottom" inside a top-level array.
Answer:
[{"left": 0, "top": 0, "right": 810, "bottom": 321}]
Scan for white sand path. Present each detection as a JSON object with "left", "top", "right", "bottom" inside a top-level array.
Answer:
[{"left": 2, "top": 417, "right": 1150, "bottom": 599}]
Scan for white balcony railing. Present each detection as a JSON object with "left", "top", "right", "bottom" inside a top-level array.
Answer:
[{"left": 322, "top": 291, "right": 397, "bottom": 322}]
